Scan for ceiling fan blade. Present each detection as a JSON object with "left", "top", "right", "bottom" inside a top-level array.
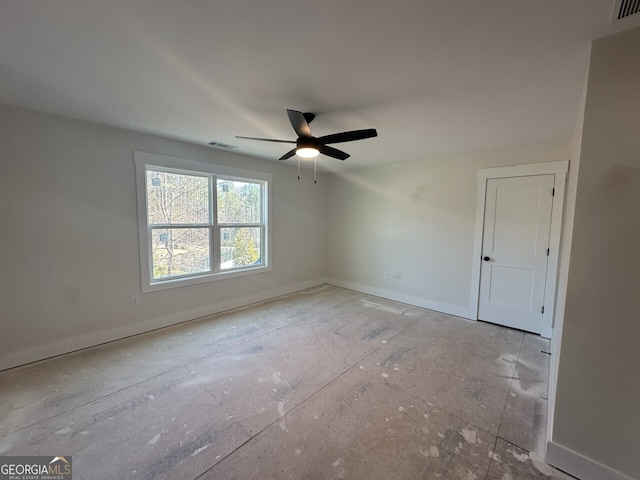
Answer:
[
  {"left": 278, "top": 148, "right": 297, "bottom": 161},
  {"left": 235, "top": 135, "right": 295, "bottom": 144},
  {"left": 287, "top": 109, "right": 312, "bottom": 137},
  {"left": 317, "top": 128, "right": 377, "bottom": 145},
  {"left": 319, "top": 145, "right": 350, "bottom": 160}
]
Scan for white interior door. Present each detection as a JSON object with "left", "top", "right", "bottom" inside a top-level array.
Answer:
[{"left": 478, "top": 174, "right": 555, "bottom": 334}]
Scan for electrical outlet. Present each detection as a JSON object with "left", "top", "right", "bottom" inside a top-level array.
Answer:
[
  {"left": 131, "top": 295, "right": 140, "bottom": 306},
  {"left": 383, "top": 272, "right": 389, "bottom": 280}
]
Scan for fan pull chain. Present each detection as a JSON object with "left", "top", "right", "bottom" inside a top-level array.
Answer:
[
  {"left": 314, "top": 158, "right": 317, "bottom": 184},
  {"left": 297, "top": 156, "right": 301, "bottom": 180}
]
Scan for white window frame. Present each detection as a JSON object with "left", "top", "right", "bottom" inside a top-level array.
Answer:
[{"left": 135, "top": 151, "right": 272, "bottom": 293}]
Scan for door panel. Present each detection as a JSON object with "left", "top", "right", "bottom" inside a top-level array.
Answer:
[
  {"left": 493, "top": 185, "right": 542, "bottom": 255},
  {"left": 487, "top": 265, "right": 535, "bottom": 309},
  {"left": 478, "top": 175, "right": 554, "bottom": 333}
]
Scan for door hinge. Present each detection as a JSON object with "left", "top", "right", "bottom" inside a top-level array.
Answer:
[
  {"left": 547, "top": 248, "right": 550, "bottom": 256},
  {"left": 552, "top": 188, "right": 555, "bottom": 196},
  {"left": 542, "top": 306, "right": 545, "bottom": 314}
]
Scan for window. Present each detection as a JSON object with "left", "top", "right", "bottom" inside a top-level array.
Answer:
[{"left": 135, "top": 151, "right": 271, "bottom": 292}]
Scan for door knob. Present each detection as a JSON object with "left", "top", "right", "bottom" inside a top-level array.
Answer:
[{"left": 483, "top": 256, "right": 491, "bottom": 261}]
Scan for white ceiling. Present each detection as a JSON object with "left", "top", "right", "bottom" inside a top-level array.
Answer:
[{"left": 1, "top": 1, "right": 637, "bottom": 172}]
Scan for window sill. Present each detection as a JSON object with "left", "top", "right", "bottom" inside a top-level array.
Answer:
[{"left": 142, "top": 264, "right": 272, "bottom": 293}]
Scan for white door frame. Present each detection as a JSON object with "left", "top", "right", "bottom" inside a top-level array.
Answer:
[{"left": 469, "top": 160, "right": 569, "bottom": 338}]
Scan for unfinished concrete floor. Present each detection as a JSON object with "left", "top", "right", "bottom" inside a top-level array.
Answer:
[{"left": 0, "top": 285, "right": 574, "bottom": 480}]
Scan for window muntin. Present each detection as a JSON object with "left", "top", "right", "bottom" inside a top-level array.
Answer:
[{"left": 135, "top": 151, "right": 271, "bottom": 292}]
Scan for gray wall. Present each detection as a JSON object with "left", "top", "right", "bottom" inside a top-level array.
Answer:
[
  {"left": 550, "top": 27, "right": 640, "bottom": 480},
  {"left": 0, "top": 104, "right": 327, "bottom": 370},
  {"left": 325, "top": 140, "right": 572, "bottom": 318}
]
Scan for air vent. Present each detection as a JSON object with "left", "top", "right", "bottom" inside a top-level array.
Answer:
[
  {"left": 208, "top": 141, "right": 238, "bottom": 150},
  {"left": 615, "top": 0, "right": 640, "bottom": 20}
]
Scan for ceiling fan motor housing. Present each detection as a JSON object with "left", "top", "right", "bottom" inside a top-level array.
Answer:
[{"left": 296, "top": 136, "right": 319, "bottom": 150}]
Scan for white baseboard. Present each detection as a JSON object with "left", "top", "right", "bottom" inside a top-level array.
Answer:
[
  {"left": 0, "top": 278, "right": 326, "bottom": 372},
  {"left": 546, "top": 441, "right": 637, "bottom": 480},
  {"left": 325, "top": 278, "right": 472, "bottom": 319}
]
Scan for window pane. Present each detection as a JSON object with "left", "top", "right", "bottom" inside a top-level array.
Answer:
[
  {"left": 220, "top": 227, "right": 261, "bottom": 270},
  {"left": 151, "top": 228, "right": 210, "bottom": 279},
  {"left": 217, "top": 179, "right": 261, "bottom": 224},
  {"left": 147, "top": 170, "right": 209, "bottom": 225}
]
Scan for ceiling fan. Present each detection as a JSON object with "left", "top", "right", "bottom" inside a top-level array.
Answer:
[{"left": 236, "top": 109, "right": 378, "bottom": 162}]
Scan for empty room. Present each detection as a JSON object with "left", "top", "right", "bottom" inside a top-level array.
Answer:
[{"left": 1, "top": 2, "right": 638, "bottom": 480}]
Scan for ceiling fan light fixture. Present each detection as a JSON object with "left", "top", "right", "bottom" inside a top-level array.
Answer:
[{"left": 296, "top": 147, "right": 319, "bottom": 158}]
